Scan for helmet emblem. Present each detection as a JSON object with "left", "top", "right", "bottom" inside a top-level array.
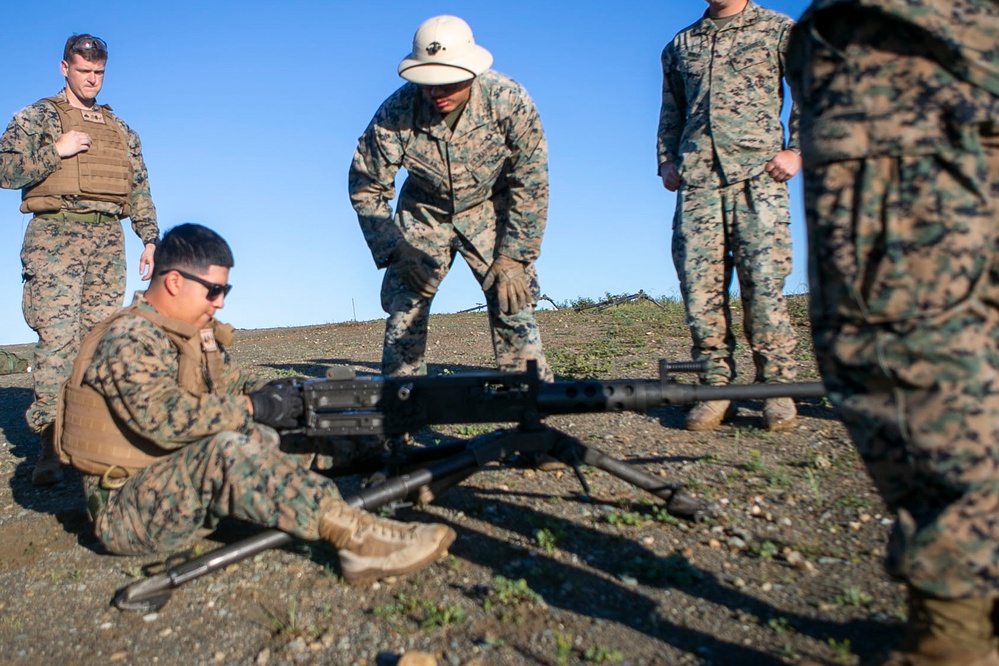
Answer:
[{"left": 426, "top": 41, "right": 444, "bottom": 55}]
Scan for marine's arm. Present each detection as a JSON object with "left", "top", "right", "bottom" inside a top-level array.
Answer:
[
  {"left": 495, "top": 85, "right": 548, "bottom": 264},
  {"left": 763, "top": 18, "right": 802, "bottom": 182},
  {"left": 86, "top": 318, "right": 255, "bottom": 449},
  {"left": 657, "top": 44, "right": 685, "bottom": 191},
  {"left": 348, "top": 100, "right": 407, "bottom": 269},
  {"left": 0, "top": 104, "right": 62, "bottom": 190}
]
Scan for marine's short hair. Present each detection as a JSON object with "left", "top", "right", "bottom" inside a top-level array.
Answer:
[
  {"left": 63, "top": 34, "right": 108, "bottom": 63},
  {"left": 154, "top": 224, "right": 234, "bottom": 275}
]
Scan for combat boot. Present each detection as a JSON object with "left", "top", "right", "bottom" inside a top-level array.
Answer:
[
  {"left": 763, "top": 397, "right": 797, "bottom": 431},
  {"left": 684, "top": 400, "right": 737, "bottom": 431},
  {"left": 319, "top": 503, "right": 456, "bottom": 586},
  {"left": 875, "top": 591, "right": 999, "bottom": 666},
  {"left": 31, "top": 425, "right": 63, "bottom": 486}
]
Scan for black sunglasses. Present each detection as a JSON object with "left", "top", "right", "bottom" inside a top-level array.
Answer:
[
  {"left": 70, "top": 35, "right": 107, "bottom": 53},
  {"left": 158, "top": 269, "right": 232, "bottom": 300}
]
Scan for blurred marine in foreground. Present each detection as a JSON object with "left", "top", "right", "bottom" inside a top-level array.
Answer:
[
  {"left": 56, "top": 223, "right": 454, "bottom": 586},
  {"left": 0, "top": 34, "right": 160, "bottom": 486},
  {"left": 788, "top": 1, "right": 999, "bottom": 663},
  {"left": 349, "top": 15, "right": 553, "bottom": 382}
]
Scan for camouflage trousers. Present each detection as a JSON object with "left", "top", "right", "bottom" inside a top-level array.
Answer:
[
  {"left": 671, "top": 172, "right": 797, "bottom": 385},
  {"left": 83, "top": 425, "right": 343, "bottom": 556},
  {"left": 380, "top": 225, "right": 552, "bottom": 381},
  {"left": 21, "top": 214, "right": 126, "bottom": 432},
  {"left": 805, "top": 148, "right": 999, "bottom": 599}
]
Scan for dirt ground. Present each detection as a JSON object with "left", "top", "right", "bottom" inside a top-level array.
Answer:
[{"left": 0, "top": 297, "right": 904, "bottom": 665}]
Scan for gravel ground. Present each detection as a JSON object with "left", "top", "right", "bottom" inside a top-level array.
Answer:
[{"left": 0, "top": 300, "right": 904, "bottom": 665}]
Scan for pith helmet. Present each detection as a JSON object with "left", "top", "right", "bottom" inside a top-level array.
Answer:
[{"left": 398, "top": 15, "right": 493, "bottom": 85}]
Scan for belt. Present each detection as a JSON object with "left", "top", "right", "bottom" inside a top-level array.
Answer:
[{"left": 37, "top": 210, "right": 119, "bottom": 224}]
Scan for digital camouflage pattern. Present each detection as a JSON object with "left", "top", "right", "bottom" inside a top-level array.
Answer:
[
  {"left": 21, "top": 216, "right": 126, "bottom": 432},
  {"left": 657, "top": 1, "right": 799, "bottom": 385},
  {"left": 349, "top": 70, "right": 552, "bottom": 381},
  {"left": 671, "top": 173, "right": 797, "bottom": 385},
  {"left": 656, "top": 0, "right": 800, "bottom": 186},
  {"left": 0, "top": 89, "right": 158, "bottom": 432},
  {"left": 787, "top": 1, "right": 999, "bottom": 599},
  {"left": 80, "top": 293, "right": 343, "bottom": 555}
]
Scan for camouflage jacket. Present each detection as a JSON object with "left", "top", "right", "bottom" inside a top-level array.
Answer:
[
  {"left": 81, "top": 292, "right": 258, "bottom": 449},
  {"left": 788, "top": 0, "right": 999, "bottom": 165},
  {"left": 657, "top": 0, "right": 800, "bottom": 187},
  {"left": 0, "top": 89, "right": 158, "bottom": 244},
  {"left": 349, "top": 70, "right": 548, "bottom": 268}
]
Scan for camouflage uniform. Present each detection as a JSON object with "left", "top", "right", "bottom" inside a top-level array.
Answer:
[
  {"left": 657, "top": 1, "right": 799, "bottom": 385},
  {"left": 349, "top": 70, "right": 552, "bottom": 381},
  {"left": 79, "top": 292, "right": 343, "bottom": 555},
  {"left": 787, "top": 0, "right": 999, "bottom": 600},
  {"left": 0, "top": 89, "right": 158, "bottom": 433}
]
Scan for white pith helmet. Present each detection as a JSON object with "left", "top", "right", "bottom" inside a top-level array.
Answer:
[{"left": 398, "top": 15, "right": 493, "bottom": 85}]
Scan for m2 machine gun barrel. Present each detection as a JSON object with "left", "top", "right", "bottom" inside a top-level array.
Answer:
[{"left": 302, "top": 359, "right": 826, "bottom": 437}]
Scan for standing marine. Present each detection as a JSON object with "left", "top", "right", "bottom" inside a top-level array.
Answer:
[
  {"left": 0, "top": 34, "right": 159, "bottom": 486},
  {"left": 657, "top": 0, "right": 802, "bottom": 431},
  {"left": 349, "top": 15, "right": 553, "bottom": 382}
]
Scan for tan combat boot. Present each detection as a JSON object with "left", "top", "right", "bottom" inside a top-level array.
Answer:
[
  {"left": 763, "top": 397, "right": 797, "bottom": 431},
  {"left": 684, "top": 400, "right": 736, "bottom": 431},
  {"left": 876, "top": 592, "right": 999, "bottom": 666},
  {"left": 319, "top": 503, "right": 456, "bottom": 586},
  {"left": 32, "top": 425, "right": 63, "bottom": 487}
]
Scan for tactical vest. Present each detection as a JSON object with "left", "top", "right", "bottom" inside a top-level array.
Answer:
[
  {"left": 20, "top": 96, "right": 131, "bottom": 215},
  {"left": 55, "top": 304, "right": 235, "bottom": 480}
]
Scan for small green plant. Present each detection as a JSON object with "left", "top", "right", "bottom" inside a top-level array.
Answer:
[
  {"left": 420, "top": 603, "right": 466, "bottom": 629},
  {"left": 483, "top": 576, "right": 543, "bottom": 612},
  {"left": 827, "top": 638, "right": 853, "bottom": 664},
  {"left": 805, "top": 468, "right": 821, "bottom": 502},
  {"left": 767, "top": 616, "right": 793, "bottom": 634},
  {"left": 372, "top": 593, "right": 419, "bottom": 618},
  {"left": 746, "top": 448, "right": 764, "bottom": 472},
  {"left": 554, "top": 630, "right": 574, "bottom": 666},
  {"left": 535, "top": 527, "right": 560, "bottom": 553},
  {"left": 259, "top": 597, "right": 298, "bottom": 635},
  {"left": 766, "top": 467, "right": 792, "bottom": 487},
  {"left": 834, "top": 585, "right": 873, "bottom": 607},
  {"left": 583, "top": 644, "right": 623, "bottom": 663},
  {"left": 749, "top": 540, "right": 779, "bottom": 560},
  {"left": 605, "top": 510, "right": 644, "bottom": 527}
]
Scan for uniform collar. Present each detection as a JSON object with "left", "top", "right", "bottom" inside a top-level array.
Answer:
[{"left": 692, "top": 0, "right": 761, "bottom": 34}]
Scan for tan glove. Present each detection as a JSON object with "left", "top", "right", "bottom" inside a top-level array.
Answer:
[
  {"left": 392, "top": 244, "right": 440, "bottom": 298},
  {"left": 482, "top": 256, "right": 531, "bottom": 315}
]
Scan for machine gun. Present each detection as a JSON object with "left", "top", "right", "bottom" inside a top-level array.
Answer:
[{"left": 112, "top": 361, "right": 826, "bottom": 612}]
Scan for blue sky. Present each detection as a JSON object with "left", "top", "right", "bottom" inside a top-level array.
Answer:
[{"left": 0, "top": 0, "right": 811, "bottom": 345}]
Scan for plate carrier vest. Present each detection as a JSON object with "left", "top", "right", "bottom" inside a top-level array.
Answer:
[
  {"left": 20, "top": 96, "right": 131, "bottom": 215},
  {"left": 55, "top": 304, "right": 235, "bottom": 480}
]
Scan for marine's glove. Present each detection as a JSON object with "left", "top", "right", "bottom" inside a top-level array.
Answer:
[
  {"left": 392, "top": 244, "right": 441, "bottom": 298},
  {"left": 482, "top": 255, "right": 531, "bottom": 315},
  {"left": 249, "top": 379, "right": 304, "bottom": 429}
]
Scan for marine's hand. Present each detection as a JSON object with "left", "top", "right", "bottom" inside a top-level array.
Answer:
[
  {"left": 55, "top": 130, "right": 92, "bottom": 158},
  {"left": 139, "top": 243, "right": 156, "bottom": 281},
  {"left": 392, "top": 244, "right": 441, "bottom": 298},
  {"left": 249, "top": 379, "right": 304, "bottom": 429},
  {"left": 659, "top": 161, "right": 680, "bottom": 192},
  {"left": 482, "top": 255, "right": 530, "bottom": 315},
  {"left": 764, "top": 150, "right": 802, "bottom": 182}
]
